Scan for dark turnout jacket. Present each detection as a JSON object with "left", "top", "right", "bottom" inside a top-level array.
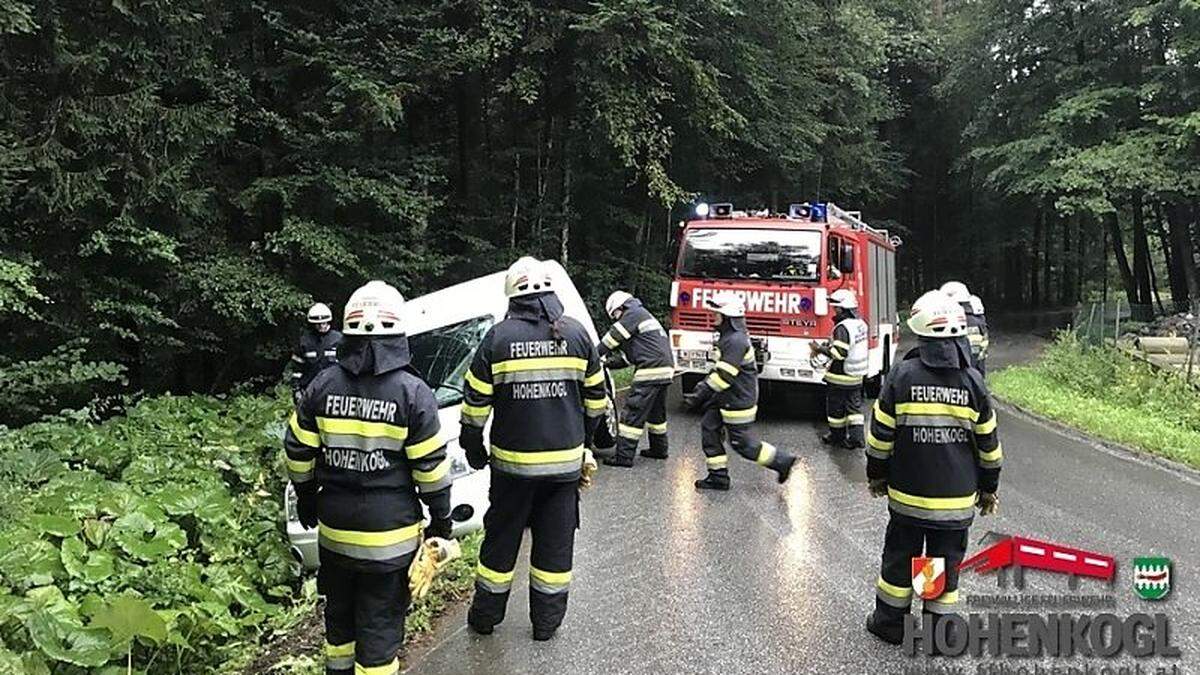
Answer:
[
  {"left": 291, "top": 329, "right": 344, "bottom": 390},
  {"left": 866, "top": 339, "right": 1001, "bottom": 530},
  {"left": 597, "top": 298, "right": 674, "bottom": 384},
  {"left": 459, "top": 293, "right": 607, "bottom": 481},
  {"left": 284, "top": 336, "right": 451, "bottom": 571},
  {"left": 699, "top": 316, "right": 758, "bottom": 415}
]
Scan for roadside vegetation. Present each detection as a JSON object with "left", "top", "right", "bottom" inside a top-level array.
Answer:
[
  {"left": 991, "top": 333, "right": 1200, "bottom": 470},
  {"left": 0, "top": 390, "right": 481, "bottom": 673}
]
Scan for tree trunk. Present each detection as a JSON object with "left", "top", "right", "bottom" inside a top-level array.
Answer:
[
  {"left": 1151, "top": 203, "right": 1184, "bottom": 311},
  {"left": 1106, "top": 211, "right": 1137, "bottom": 309},
  {"left": 1042, "top": 210, "right": 1052, "bottom": 306},
  {"left": 1031, "top": 209, "right": 1042, "bottom": 307},
  {"left": 1130, "top": 195, "right": 1155, "bottom": 320},
  {"left": 1060, "top": 213, "right": 1074, "bottom": 306},
  {"left": 1166, "top": 203, "right": 1199, "bottom": 310}
]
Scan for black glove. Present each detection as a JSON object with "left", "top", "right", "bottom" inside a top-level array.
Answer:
[
  {"left": 604, "top": 352, "right": 629, "bottom": 370},
  {"left": 424, "top": 517, "right": 453, "bottom": 541},
  {"left": 295, "top": 482, "right": 318, "bottom": 529},
  {"left": 460, "top": 425, "right": 488, "bottom": 470},
  {"left": 683, "top": 383, "right": 712, "bottom": 412}
]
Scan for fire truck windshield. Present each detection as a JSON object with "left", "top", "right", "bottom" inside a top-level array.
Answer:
[{"left": 678, "top": 228, "right": 821, "bottom": 282}]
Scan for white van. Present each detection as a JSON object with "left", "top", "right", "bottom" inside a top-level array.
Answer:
[{"left": 286, "top": 262, "right": 615, "bottom": 569}]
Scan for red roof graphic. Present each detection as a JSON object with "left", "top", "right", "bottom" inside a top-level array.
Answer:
[{"left": 959, "top": 535, "right": 1116, "bottom": 582}]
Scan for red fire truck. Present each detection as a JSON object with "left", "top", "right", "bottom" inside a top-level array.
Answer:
[{"left": 669, "top": 202, "right": 901, "bottom": 396}]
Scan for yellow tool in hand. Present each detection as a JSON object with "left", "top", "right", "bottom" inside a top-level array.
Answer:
[
  {"left": 580, "top": 448, "right": 598, "bottom": 490},
  {"left": 409, "top": 537, "right": 462, "bottom": 600}
]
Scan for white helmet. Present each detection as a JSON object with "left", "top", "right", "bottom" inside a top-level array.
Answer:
[
  {"left": 829, "top": 289, "right": 858, "bottom": 310},
  {"left": 706, "top": 292, "right": 745, "bottom": 318},
  {"left": 940, "top": 281, "right": 970, "bottom": 302},
  {"left": 605, "top": 291, "right": 633, "bottom": 319},
  {"left": 504, "top": 256, "right": 554, "bottom": 298},
  {"left": 343, "top": 281, "right": 405, "bottom": 336},
  {"left": 907, "top": 290, "right": 967, "bottom": 338},
  {"left": 969, "top": 294, "right": 985, "bottom": 316},
  {"left": 307, "top": 302, "right": 332, "bottom": 324}
]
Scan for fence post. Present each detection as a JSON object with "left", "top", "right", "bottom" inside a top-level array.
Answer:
[{"left": 1114, "top": 298, "right": 1122, "bottom": 344}]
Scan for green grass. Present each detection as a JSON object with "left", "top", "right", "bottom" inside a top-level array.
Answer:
[
  {"left": 991, "top": 333, "right": 1200, "bottom": 470},
  {"left": 610, "top": 367, "right": 634, "bottom": 389}
]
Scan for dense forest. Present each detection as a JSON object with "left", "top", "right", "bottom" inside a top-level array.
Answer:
[{"left": 2, "top": 0, "right": 1198, "bottom": 424}]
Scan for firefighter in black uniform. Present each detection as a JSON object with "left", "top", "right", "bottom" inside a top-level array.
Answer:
[
  {"left": 459, "top": 257, "right": 607, "bottom": 641},
  {"left": 811, "top": 289, "right": 869, "bottom": 449},
  {"left": 291, "top": 302, "right": 344, "bottom": 402},
  {"left": 284, "top": 281, "right": 454, "bottom": 675},
  {"left": 941, "top": 281, "right": 989, "bottom": 375},
  {"left": 865, "top": 290, "right": 1002, "bottom": 646},
  {"left": 598, "top": 290, "right": 675, "bottom": 467},
  {"left": 683, "top": 293, "right": 796, "bottom": 490}
]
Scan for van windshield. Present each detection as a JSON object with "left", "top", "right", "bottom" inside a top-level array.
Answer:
[
  {"left": 409, "top": 316, "right": 493, "bottom": 407},
  {"left": 679, "top": 228, "right": 821, "bottom": 282}
]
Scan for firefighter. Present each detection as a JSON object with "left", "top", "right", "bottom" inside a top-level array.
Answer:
[
  {"left": 683, "top": 293, "right": 796, "bottom": 490},
  {"left": 811, "top": 289, "right": 868, "bottom": 449},
  {"left": 865, "top": 290, "right": 1002, "bottom": 647},
  {"left": 969, "top": 294, "right": 990, "bottom": 376},
  {"left": 598, "top": 290, "right": 675, "bottom": 467},
  {"left": 284, "top": 281, "right": 454, "bottom": 675},
  {"left": 459, "top": 257, "right": 607, "bottom": 641},
  {"left": 291, "top": 302, "right": 344, "bottom": 402},
  {"left": 939, "top": 281, "right": 987, "bottom": 375}
]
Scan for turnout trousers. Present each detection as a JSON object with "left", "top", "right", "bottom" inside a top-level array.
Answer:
[
  {"left": 871, "top": 517, "right": 968, "bottom": 642},
  {"left": 469, "top": 473, "right": 579, "bottom": 634},
  {"left": 614, "top": 382, "right": 670, "bottom": 461},
  {"left": 699, "top": 405, "right": 789, "bottom": 478},
  {"left": 825, "top": 382, "right": 864, "bottom": 446},
  {"left": 319, "top": 560, "right": 411, "bottom": 675}
]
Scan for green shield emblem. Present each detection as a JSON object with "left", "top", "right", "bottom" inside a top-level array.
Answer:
[{"left": 1132, "top": 557, "right": 1171, "bottom": 601}]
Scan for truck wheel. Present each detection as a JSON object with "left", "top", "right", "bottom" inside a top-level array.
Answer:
[{"left": 679, "top": 374, "right": 703, "bottom": 404}]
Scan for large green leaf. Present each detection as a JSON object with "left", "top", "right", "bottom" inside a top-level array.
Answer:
[
  {"left": 30, "top": 514, "right": 81, "bottom": 538},
  {"left": 90, "top": 595, "right": 167, "bottom": 645},
  {"left": 22, "top": 586, "right": 114, "bottom": 668}
]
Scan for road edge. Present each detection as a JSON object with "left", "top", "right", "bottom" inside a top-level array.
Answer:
[{"left": 993, "top": 395, "right": 1200, "bottom": 486}]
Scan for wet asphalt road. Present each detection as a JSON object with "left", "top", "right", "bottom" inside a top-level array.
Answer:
[{"left": 405, "top": 334, "right": 1200, "bottom": 674}]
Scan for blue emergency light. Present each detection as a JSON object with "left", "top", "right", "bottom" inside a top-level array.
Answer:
[{"left": 810, "top": 202, "right": 828, "bottom": 222}]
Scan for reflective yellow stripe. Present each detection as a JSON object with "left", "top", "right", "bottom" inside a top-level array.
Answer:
[
  {"left": 406, "top": 432, "right": 443, "bottom": 459},
  {"left": 867, "top": 430, "right": 893, "bottom": 452},
  {"left": 933, "top": 589, "right": 959, "bottom": 605},
  {"left": 602, "top": 333, "right": 620, "bottom": 349},
  {"left": 633, "top": 366, "right": 675, "bottom": 381},
  {"left": 743, "top": 348, "right": 756, "bottom": 364},
  {"left": 477, "top": 562, "right": 515, "bottom": 585},
  {"left": 584, "top": 397, "right": 608, "bottom": 410},
  {"left": 887, "top": 488, "right": 977, "bottom": 510},
  {"left": 462, "top": 402, "right": 491, "bottom": 417},
  {"left": 326, "top": 642, "right": 355, "bottom": 658},
  {"left": 705, "top": 372, "right": 730, "bottom": 391},
  {"left": 491, "top": 445, "right": 584, "bottom": 465},
  {"left": 873, "top": 401, "right": 896, "bottom": 429},
  {"left": 466, "top": 370, "right": 493, "bottom": 395},
  {"left": 318, "top": 522, "right": 421, "bottom": 547},
  {"left": 706, "top": 455, "right": 728, "bottom": 468},
  {"left": 831, "top": 340, "right": 850, "bottom": 350},
  {"left": 493, "top": 356, "right": 587, "bottom": 375},
  {"left": 584, "top": 369, "right": 605, "bottom": 387},
  {"left": 877, "top": 577, "right": 913, "bottom": 599},
  {"left": 824, "top": 371, "right": 863, "bottom": 384},
  {"left": 287, "top": 457, "right": 316, "bottom": 473},
  {"left": 720, "top": 406, "right": 757, "bottom": 422},
  {"left": 413, "top": 457, "right": 451, "bottom": 483},
  {"left": 894, "top": 402, "right": 980, "bottom": 422},
  {"left": 317, "top": 417, "right": 408, "bottom": 441},
  {"left": 530, "top": 567, "right": 572, "bottom": 585},
  {"left": 289, "top": 412, "right": 321, "bottom": 447},
  {"left": 974, "top": 412, "right": 997, "bottom": 435},
  {"left": 647, "top": 421, "right": 668, "bottom": 433},
  {"left": 355, "top": 658, "right": 398, "bottom": 675},
  {"left": 619, "top": 423, "right": 644, "bottom": 438},
  {"left": 716, "top": 361, "right": 739, "bottom": 377},
  {"left": 978, "top": 444, "right": 1003, "bottom": 463},
  {"left": 614, "top": 323, "right": 632, "bottom": 339}
]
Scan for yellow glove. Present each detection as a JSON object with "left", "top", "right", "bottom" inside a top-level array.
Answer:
[
  {"left": 408, "top": 537, "right": 462, "bottom": 600},
  {"left": 977, "top": 492, "right": 999, "bottom": 516},
  {"left": 580, "top": 449, "right": 598, "bottom": 490}
]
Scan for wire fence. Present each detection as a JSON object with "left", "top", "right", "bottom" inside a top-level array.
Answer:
[{"left": 1073, "top": 299, "right": 1200, "bottom": 384}]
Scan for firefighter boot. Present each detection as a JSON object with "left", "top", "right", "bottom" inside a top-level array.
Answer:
[
  {"left": 602, "top": 455, "right": 634, "bottom": 468},
  {"left": 774, "top": 453, "right": 797, "bottom": 484},
  {"left": 694, "top": 469, "right": 731, "bottom": 491},
  {"left": 866, "top": 613, "right": 904, "bottom": 646},
  {"left": 641, "top": 432, "right": 668, "bottom": 459},
  {"left": 820, "top": 431, "right": 844, "bottom": 446}
]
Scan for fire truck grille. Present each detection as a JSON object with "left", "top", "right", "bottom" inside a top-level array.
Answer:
[{"left": 674, "top": 310, "right": 785, "bottom": 336}]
